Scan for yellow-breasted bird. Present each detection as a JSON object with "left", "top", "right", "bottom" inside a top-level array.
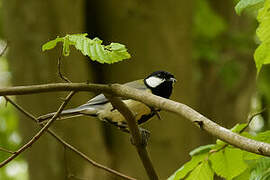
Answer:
[{"left": 37, "top": 70, "right": 176, "bottom": 134}]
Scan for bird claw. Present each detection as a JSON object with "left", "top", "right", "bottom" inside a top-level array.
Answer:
[
  {"left": 155, "top": 111, "right": 162, "bottom": 120},
  {"left": 130, "top": 128, "right": 150, "bottom": 147},
  {"left": 150, "top": 107, "right": 161, "bottom": 120}
]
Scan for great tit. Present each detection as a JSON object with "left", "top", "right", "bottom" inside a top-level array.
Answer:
[{"left": 37, "top": 70, "right": 176, "bottom": 133}]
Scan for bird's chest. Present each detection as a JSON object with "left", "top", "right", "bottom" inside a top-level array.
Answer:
[{"left": 97, "top": 100, "right": 153, "bottom": 126}]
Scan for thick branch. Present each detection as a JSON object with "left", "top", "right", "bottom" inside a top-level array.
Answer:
[
  {"left": 109, "top": 96, "right": 158, "bottom": 180},
  {"left": 4, "top": 96, "right": 136, "bottom": 180},
  {"left": 1, "top": 83, "right": 270, "bottom": 156},
  {"left": 0, "top": 83, "right": 109, "bottom": 96}
]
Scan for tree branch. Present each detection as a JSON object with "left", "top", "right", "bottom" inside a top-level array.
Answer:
[
  {"left": 0, "top": 91, "right": 76, "bottom": 168},
  {"left": 1, "top": 83, "right": 270, "bottom": 157},
  {"left": 0, "top": 42, "right": 8, "bottom": 56},
  {"left": 0, "top": 147, "right": 15, "bottom": 154},
  {"left": 3, "top": 96, "right": 136, "bottom": 180},
  {"left": 109, "top": 96, "right": 158, "bottom": 180},
  {"left": 0, "top": 83, "right": 108, "bottom": 96},
  {"left": 57, "top": 55, "right": 71, "bottom": 83}
]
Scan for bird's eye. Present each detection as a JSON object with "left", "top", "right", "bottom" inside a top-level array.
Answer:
[{"left": 157, "top": 74, "right": 161, "bottom": 77}]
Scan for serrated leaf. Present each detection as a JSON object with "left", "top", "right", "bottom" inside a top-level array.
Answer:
[
  {"left": 189, "top": 144, "right": 215, "bottom": 156},
  {"left": 173, "top": 153, "right": 208, "bottom": 180},
  {"left": 235, "top": 0, "right": 264, "bottom": 15},
  {"left": 62, "top": 37, "right": 74, "bottom": 56},
  {"left": 254, "top": 130, "right": 270, "bottom": 143},
  {"left": 233, "top": 169, "right": 251, "bottom": 180},
  {"left": 243, "top": 151, "right": 263, "bottom": 161},
  {"left": 186, "top": 161, "right": 214, "bottom": 180},
  {"left": 209, "top": 147, "right": 247, "bottom": 180},
  {"left": 248, "top": 157, "right": 270, "bottom": 180},
  {"left": 254, "top": 0, "right": 270, "bottom": 75},
  {"left": 42, "top": 33, "right": 131, "bottom": 64},
  {"left": 66, "top": 34, "right": 130, "bottom": 63}
]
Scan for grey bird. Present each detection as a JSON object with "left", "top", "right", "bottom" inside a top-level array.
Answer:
[{"left": 37, "top": 70, "right": 176, "bottom": 133}]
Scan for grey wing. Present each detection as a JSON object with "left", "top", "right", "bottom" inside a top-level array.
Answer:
[
  {"left": 123, "top": 79, "right": 149, "bottom": 91},
  {"left": 80, "top": 79, "right": 149, "bottom": 109},
  {"left": 83, "top": 79, "right": 148, "bottom": 106},
  {"left": 78, "top": 94, "right": 109, "bottom": 111},
  {"left": 85, "top": 94, "right": 109, "bottom": 105}
]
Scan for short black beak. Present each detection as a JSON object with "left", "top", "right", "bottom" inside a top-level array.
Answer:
[{"left": 169, "top": 77, "right": 177, "bottom": 83}]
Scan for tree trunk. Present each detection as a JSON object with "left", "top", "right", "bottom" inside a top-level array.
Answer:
[
  {"left": 86, "top": 1, "right": 206, "bottom": 179},
  {"left": 2, "top": 0, "right": 110, "bottom": 179}
]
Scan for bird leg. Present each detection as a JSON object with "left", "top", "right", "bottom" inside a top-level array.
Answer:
[{"left": 150, "top": 107, "right": 162, "bottom": 120}]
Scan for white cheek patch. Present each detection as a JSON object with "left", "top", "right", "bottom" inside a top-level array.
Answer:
[{"left": 145, "top": 77, "right": 165, "bottom": 88}]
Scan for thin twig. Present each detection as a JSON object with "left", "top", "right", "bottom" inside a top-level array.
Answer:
[
  {"left": 209, "top": 109, "right": 266, "bottom": 154},
  {"left": 0, "top": 42, "right": 8, "bottom": 57},
  {"left": 50, "top": 128, "right": 136, "bottom": 180},
  {"left": 57, "top": 55, "right": 71, "bottom": 83},
  {"left": 241, "top": 108, "right": 267, "bottom": 133},
  {"left": 0, "top": 147, "right": 15, "bottom": 154},
  {"left": 0, "top": 91, "right": 76, "bottom": 168},
  {"left": 3, "top": 96, "right": 136, "bottom": 180},
  {"left": 109, "top": 96, "right": 158, "bottom": 180}
]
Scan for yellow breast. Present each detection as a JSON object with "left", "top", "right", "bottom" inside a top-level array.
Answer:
[{"left": 97, "top": 100, "right": 152, "bottom": 126}]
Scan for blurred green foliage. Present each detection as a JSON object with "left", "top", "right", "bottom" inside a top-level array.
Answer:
[
  {"left": 192, "top": 0, "right": 247, "bottom": 91},
  {"left": 254, "top": 0, "right": 270, "bottom": 73},
  {"left": 169, "top": 0, "right": 270, "bottom": 179},
  {"left": 0, "top": 102, "right": 20, "bottom": 161},
  {"left": 0, "top": 1, "right": 3, "bottom": 37},
  {"left": 0, "top": 46, "right": 28, "bottom": 179},
  {"left": 193, "top": 0, "right": 227, "bottom": 63},
  {"left": 169, "top": 124, "right": 270, "bottom": 180}
]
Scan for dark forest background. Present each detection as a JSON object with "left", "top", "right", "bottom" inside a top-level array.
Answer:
[{"left": 0, "top": 0, "right": 267, "bottom": 179}]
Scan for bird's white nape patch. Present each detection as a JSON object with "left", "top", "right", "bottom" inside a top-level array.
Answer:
[{"left": 145, "top": 76, "right": 165, "bottom": 88}]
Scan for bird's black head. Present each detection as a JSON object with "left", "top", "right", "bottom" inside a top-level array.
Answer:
[{"left": 144, "top": 70, "right": 176, "bottom": 98}]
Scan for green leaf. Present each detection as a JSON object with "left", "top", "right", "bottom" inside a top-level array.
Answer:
[
  {"left": 248, "top": 157, "right": 270, "bottom": 180},
  {"left": 231, "top": 123, "right": 248, "bottom": 133},
  {"left": 233, "top": 169, "right": 251, "bottom": 180},
  {"left": 186, "top": 161, "right": 214, "bottom": 180},
  {"left": 243, "top": 151, "right": 263, "bottom": 161},
  {"left": 62, "top": 37, "right": 74, "bottom": 56},
  {"left": 42, "top": 37, "right": 63, "bottom": 51},
  {"left": 189, "top": 144, "right": 216, "bottom": 156},
  {"left": 173, "top": 153, "right": 208, "bottom": 180},
  {"left": 241, "top": 130, "right": 270, "bottom": 161},
  {"left": 257, "top": 0, "right": 270, "bottom": 41},
  {"left": 215, "top": 123, "right": 247, "bottom": 146},
  {"left": 254, "top": 0, "right": 270, "bottom": 74},
  {"left": 42, "top": 33, "right": 131, "bottom": 64},
  {"left": 235, "top": 0, "right": 264, "bottom": 15},
  {"left": 209, "top": 147, "right": 247, "bottom": 180},
  {"left": 254, "top": 130, "right": 270, "bottom": 143}
]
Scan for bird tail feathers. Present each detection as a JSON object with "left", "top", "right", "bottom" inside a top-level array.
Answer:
[{"left": 37, "top": 106, "right": 97, "bottom": 123}]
